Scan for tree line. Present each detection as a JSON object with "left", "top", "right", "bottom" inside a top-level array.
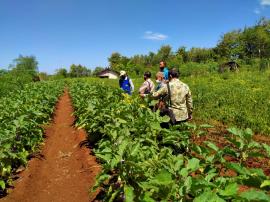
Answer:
[
  {"left": 1, "top": 17, "right": 269, "bottom": 90},
  {"left": 107, "top": 17, "right": 270, "bottom": 75}
]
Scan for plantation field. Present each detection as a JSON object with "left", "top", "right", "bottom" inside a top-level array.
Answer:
[
  {"left": 0, "top": 81, "right": 64, "bottom": 192},
  {"left": 1, "top": 69, "right": 270, "bottom": 201},
  {"left": 86, "top": 69, "right": 270, "bottom": 135},
  {"left": 68, "top": 79, "right": 270, "bottom": 201}
]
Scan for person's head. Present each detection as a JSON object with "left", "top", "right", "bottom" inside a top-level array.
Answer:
[
  {"left": 120, "top": 70, "right": 127, "bottom": 79},
  {"left": 159, "top": 61, "right": 166, "bottom": 70},
  {"left": 169, "top": 69, "right": 179, "bottom": 80},
  {"left": 144, "top": 71, "right": 151, "bottom": 80},
  {"left": 156, "top": 72, "right": 164, "bottom": 83}
]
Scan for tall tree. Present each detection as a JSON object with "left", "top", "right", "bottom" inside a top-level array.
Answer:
[
  {"left": 108, "top": 52, "right": 122, "bottom": 71},
  {"left": 215, "top": 30, "right": 243, "bottom": 60},
  {"left": 10, "top": 55, "right": 38, "bottom": 77},
  {"left": 55, "top": 68, "right": 68, "bottom": 78},
  {"left": 69, "top": 64, "right": 91, "bottom": 77},
  {"left": 156, "top": 45, "right": 172, "bottom": 62}
]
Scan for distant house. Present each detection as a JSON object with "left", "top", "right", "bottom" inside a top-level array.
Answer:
[{"left": 98, "top": 69, "right": 119, "bottom": 79}]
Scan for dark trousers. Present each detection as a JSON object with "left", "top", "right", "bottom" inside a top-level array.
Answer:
[{"left": 160, "top": 119, "right": 187, "bottom": 129}]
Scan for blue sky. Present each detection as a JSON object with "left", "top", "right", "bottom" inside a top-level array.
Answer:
[{"left": 0, "top": 0, "right": 270, "bottom": 74}]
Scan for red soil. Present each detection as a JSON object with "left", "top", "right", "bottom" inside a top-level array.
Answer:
[
  {"left": 0, "top": 91, "right": 100, "bottom": 202},
  {"left": 192, "top": 127, "right": 270, "bottom": 176}
]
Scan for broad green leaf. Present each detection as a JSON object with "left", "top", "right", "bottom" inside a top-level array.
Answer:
[
  {"left": 194, "top": 191, "right": 225, "bottom": 202},
  {"left": 180, "top": 168, "right": 189, "bottom": 177},
  {"left": 124, "top": 185, "right": 134, "bottom": 202},
  {"left": 174, "top": 158, "right": 184, "bottom": 171},
  {"left": 184, "top": 176, "right": 192, "bottom": 192},
  {"left": 151, "top": 122, "right": 161, "bottom": 130},
  {"left": 240, "top": 190, "right": 270, "bottom": 201},
  {"left": 218, "top": 183, "right": 238, "bottom": 197},
  {"left": 187, "top": 158, "right": 200, "bottom": 171},
  {"left": 118, "top": 139, "right": 129, "bottom": 157},
  {"left": 116, "top": 118, "right": 127, "bottom": 124},
  {"left": 205, "top": 173, "right": 217, "bottom": 182},
  {"left": 249, "top": 168, "right": 266, "bottom": 178},
  {"left": 141, "top": 192, "right": 155, "bottom": 202},
  {"left": 260, "top": 180, "right": 270, "bottom": 188},
  {"left": 0, "top": 180, "right": 6, "bottom": 190},
  {"left": 205, "top": 141, "right": 219, "bottom": 152},
  {"left": 92, "top": 173, "right": 110, "bottom": 190},
  {"left": 130, "top": 143, "right": 140, "bottom": 157},
  {"left": 227, "top": 127, "right": 242, "bottom": 137},
  {"left": 263, "top": 143, "right": 270, "bottom": 157},
  {"left": 226, "top": 162, "right": 250, "bottom": 175},
  {"left": 150, "top": 169, "right": 172, "bottom": 185},
  {"left": 244, "top": 128, "right": 253, "bottom": 141}
]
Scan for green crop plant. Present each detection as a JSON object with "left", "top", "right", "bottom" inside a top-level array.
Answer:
[
  {"left": 69, "top": 79, "right": 270, "bottom": 201},
  {"left": 0, "top": 81, "right": 64, "bottom": 193}
]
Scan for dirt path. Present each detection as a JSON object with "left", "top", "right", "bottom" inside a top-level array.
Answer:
[{"left": 1, "top": 91, "right": 100, "bottom": 202}]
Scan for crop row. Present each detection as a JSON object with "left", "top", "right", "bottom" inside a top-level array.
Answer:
[
  {"left": 69, "top": 80, "right": 270, "bottom": 202},
  {"left": 0, "top": 81, "right": 64, "bottom": 193}
]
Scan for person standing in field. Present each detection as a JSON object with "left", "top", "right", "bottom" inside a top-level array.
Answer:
[
  {"left": 152, "top": 69, "right": 193, "bottom": 125},
  {"left": 159, "top": 61, "right": 169, "bottom": 81},
  {"left": 139, "top": 71, "right": 155, "bottom": 97},
  {"left": 155, "top": 72, "right": 166, "bottom": 91},
  {"left": 119, "top": 70, "right": 134, "bottom": 95}
]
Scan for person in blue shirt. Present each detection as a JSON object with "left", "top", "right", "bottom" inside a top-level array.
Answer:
[
  {"left": 159, "top": 61, "right": 169, "bottom": 81},
  {"left": 119, "top": 70, "right": 134, "bottom": 95}
]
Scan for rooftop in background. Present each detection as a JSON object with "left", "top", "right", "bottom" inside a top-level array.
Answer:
[{"left": 98, "top": 69, "right": 119, "bottom": 79}]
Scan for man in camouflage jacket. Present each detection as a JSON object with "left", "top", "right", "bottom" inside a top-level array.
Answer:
[{"left": 152, "top": 69, "right": 193, "bottom": 123}]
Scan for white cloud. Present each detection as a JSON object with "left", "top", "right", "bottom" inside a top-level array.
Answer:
[
  {"left": 260, "top": 0, "right": 270, "bottom": 6},
  {"left": 254, "top": 8, "right": 261, "bottom": 14},
  {"left": 143, "top": 31, "right": 168, "bottom": 41}
]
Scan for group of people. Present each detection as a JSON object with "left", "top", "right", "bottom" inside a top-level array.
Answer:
[{"left": 119, "top": 61, "right": 193, "bottom": 126}]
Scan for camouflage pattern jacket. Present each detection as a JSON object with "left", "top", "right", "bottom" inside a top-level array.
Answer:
[{"left": 152, "top": 78, "right": 193, "bottom": 121}]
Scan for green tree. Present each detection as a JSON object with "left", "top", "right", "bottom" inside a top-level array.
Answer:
[
  {"left": 108, "top": 52, "right": 122, "bottom": 71},
  {"left": 69, "top": 64, "right": 91, "bottom": 77},
  {"left": 11, "top": 55, "right": 38, "bottom": 77},
  {"left": 187, "top": 48, "right": 215, "bottom": 63},
  {"left": 156, "top": 45, "right": 172, "bottom": 62},
  {"left": 215, "top": 30, "right": 243, "bottom": 60},
  {"left": 55, "top": 68, "right": 68, "bottom": 78},
  {"left": 176, "top": 46, "right": 188, "bottom": 63},
  {"left": 242, "top": 25, "right": 270, "bottom": 59}
]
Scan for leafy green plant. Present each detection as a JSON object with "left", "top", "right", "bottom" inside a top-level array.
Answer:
[
  {"left": 69, "top": 79, "right": 270, "bottom": 201},
  {"left": 0, "top": 81, "right": 64, "bottom": 193}
]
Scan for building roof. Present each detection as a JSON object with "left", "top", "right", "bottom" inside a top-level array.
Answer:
[{"left": 97, "top": 68, "right": 119, "bottom": 76}]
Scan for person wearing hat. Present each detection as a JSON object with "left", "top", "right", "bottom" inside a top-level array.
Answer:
[
  {"left": 119, "top": 70, "right": 134, "bottom": 95},
  {"left": 139, "top": 71, "right": 155, "bottom": 97}
]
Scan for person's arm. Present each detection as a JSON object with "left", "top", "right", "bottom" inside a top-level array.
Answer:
[
  {"left": 152, "top": 85, "right": 168, "bottom": 98},
  {"left": 139, "top": 81, "right": 148, "bottom": 94},
  {"left": 186, "top": 88, "right": 193, "bottom": 119},
  {"left": 129, "top": 79, "right": 134, "bottom": 92},
  {"left": 150, "top": 81, "right": 155, "bottom": 93}
]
